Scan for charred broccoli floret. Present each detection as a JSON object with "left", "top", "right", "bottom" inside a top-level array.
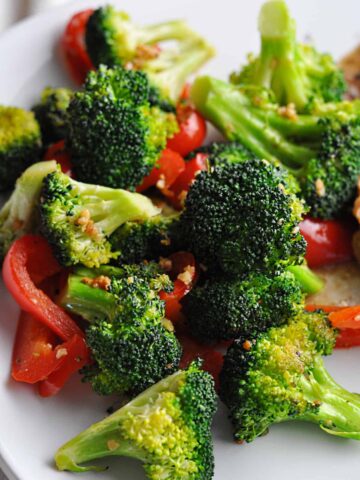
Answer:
[
  {"left": 85, "top": 6, "right": 215, "bottom": 104},
  {"left": 40, "top": 169, "right": 159, "bottom": 268},
  {"left": 67, "top": 65, "right": 178, "bottom": 190},
  {"left": 60, "top": 263, "right": 181, "bottom": 396},
  {"left": 0, "top": 105, "right": 42, "bottom": 191},
  {"left": 32, "top": 86, "right": 73, "bottom": 145},
  {"left": 231, "top": 1, "right": 346, "bottom": 111},
  {"left": 55, "top": 362, "right": 216, "bottom": 479}
]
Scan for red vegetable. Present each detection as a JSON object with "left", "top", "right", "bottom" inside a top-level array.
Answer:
[
  {"left": 167, "top": 104, "right": 207, "bottom": 157},
  {"left": 44, "top": 140, "right": 73, "bottom": 176},
  {"left": 3, "top": 235, "right": 83, "bottom": 341},
  {"left": 300, "top": 217, "right": 354, "bottom": 268},
  {"left": 336, "top": 329, "right": 360, "bottom": 349},
  {"left": 137, "top": 149, "right": 185, "bottom": 194},
  {"left": 60, "top": 10, "right": 94, "bottom": 85},
  {"left": 329, "top": 306, "right": 360, "bottom": 330}
]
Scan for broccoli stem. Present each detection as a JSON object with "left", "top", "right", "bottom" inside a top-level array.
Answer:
[
  {"left": 287, "top": 264, "right": 324, "bottom": 294},
  {"left": 298, "top": 357, "right": 360, "bottom": 439},
  {"left": 141, "top": 20, "right": 194, "bottom": 43}
]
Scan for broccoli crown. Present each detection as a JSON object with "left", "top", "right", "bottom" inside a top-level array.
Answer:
[
  {"left": 85, "top": 6, "right": 215, "bottom": 104},
  {"left": 32, "top": 86, "right": 73, "bottom": 145},
  {"left": 186, "top": 141, "right": 256, "bottom": 163},
  {"left": 67, "top": 65, "right": 178, "bottom": 190},
  {"left": 191, "top": 75, "right": 360, "bottom": 219},
  {"left": 55, "top": 362, "right": 216, "bottom": 480},
  {"left": 182, "top": 270, "right": 304, "bottom": 342},
  {"left": 0, "top": 161, "right": 57, "bottom": 261},
  {"left": 40, "top": 169, "right": 159, "bottom": 268},
  {"left": 219, "top": 311, "right": 360, "bottom": 443},
  {"left": 179, "top": 159, "right": 306, "bottom": 276},
  {"left": 0, "top": 105, "right": 42, "bottom": 191},
  {"left": 230, "top": 0, "right": 346, "bottom": 111},
  {"left": 109, "top": 213, "right": 181, "bottom": 264}
]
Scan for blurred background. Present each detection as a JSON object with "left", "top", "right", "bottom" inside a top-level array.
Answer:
[{"left": 0, "top": 0, "right": 68, "bottom": 32}]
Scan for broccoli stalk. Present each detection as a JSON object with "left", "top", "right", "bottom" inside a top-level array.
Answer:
[
  {"left": 288, "top": 264, "right": 324, "bottom": 294},
  {"left": 55, "top": 362, "right": 216, "bottom": 479},
  {"left": 231, "top": 0, "right": 346, "bottom": 111},
  {"left": 191, "top": 76, "right": 360, "bottom": 218},
  {"left": 40, "top": 169, "right": 160, "bottom": 268}
]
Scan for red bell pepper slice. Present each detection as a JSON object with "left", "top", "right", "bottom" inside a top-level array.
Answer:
[
  {"left": 60, "top": 10, "right": 95, "bottom": 85},
  {"left": 3, "top": 235, "right": 83, "bottom": 341},
  {"left": 300, "top": 217, "right": 355, "bottom": 268},
  {"left": 44, "top": 140, "right": 73, "bottom": 176},
  {"left": 335, "top": 329, "right": 360, "bottom": 349},
  {"left": 167, "top": 104, "right": 207, "bottom": 157}
]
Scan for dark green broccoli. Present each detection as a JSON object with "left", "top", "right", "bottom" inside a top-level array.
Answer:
[
  {"left": 0, "top": 161, "right": 57, "bottom": 261},
  {"left": 67, "top": 65, "right": 178, "bottom": 190},
  {"left": 55, "top": 362, "right": 216, "bottom": 479},
  {"left": 191, "top": 75, "right": 360, "bottom": 218},
  {"left": 60, "top": 263, "right": 181, "bottom": 396},
  {"left": 85, "top": 6, "right": 215, "bottom": 105},
  {"left": 0, "top": 105, "right": 42, "bottom": 191},
  {"left": 109, "top": 213, "right": 181, "bottom": 264},
  {"left": 32, "top": 86, "right": 73, "bottom": 145},
  {"left": 179, "top": 158, "right": 306, "bottom": 277},
  {"left": 40, "top": 168, "right": 160, "bottom": 268},
  {"left": 230, "top": 1, "right": 346, "bottom": 111},
  {"left": 220, "top": 311, "right": 360, "bottom": 443},
  {"left": 182, "top": 270, "right": 304, "bottom": 342}
]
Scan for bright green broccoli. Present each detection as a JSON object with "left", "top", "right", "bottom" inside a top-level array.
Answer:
[
  {"left": 60, "top": 263, "right": 181, "bottom": 396},
  {"left": 182, "top": 270, "right": 304, "bottom": 342},
  {"left": 55, "top": 362, "right": 216, "bottom": 479},
  {"left": 179, "top": 158, "right": 306, "bottom": 277},
  {"left": 191, "top": 75, "right": 360, "bottom": 218},
  {"left": 230, "top": 1, "right": 346, "bottom": 111},
  {"left": 39, "top": 168, "right": 160, "bottom": 268},
  {"left": 85, "top": 5, "right": 215, "bottom": 105},
  {"left": 0, "top": 105, "right": 42, "bottom": 191},
  {"left": 66, "top": 65, "right": 178, "bottom": 190},
  {"left": 32, "top": 86, "right": 73, "bottom": 145},
  {"left": 0, "top": 160, "right": 57, "bottom": 261},
  {"left": 220, "top": 310, "right": 360, "bottom": 443}
]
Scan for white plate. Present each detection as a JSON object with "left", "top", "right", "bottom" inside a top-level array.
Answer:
[{"left": 1, "top": 1, "right": 360, "bottom": 479}]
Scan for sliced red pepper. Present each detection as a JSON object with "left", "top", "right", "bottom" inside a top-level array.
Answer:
[
  {"left": 305, "top": 304, "right": 343, "bottom": 313},
  {"left": 167, "top": 104, "right": 207, "bottom": 157},
  {"left": 336, "top": 329, "right": 360, "bottom": 349},
  {"left": 300, "top": 217, "right": 355, "bottom": 268},
  {"left": 44, "top": 140, "right": 73, "bottom": 176},
  {"left": 60, "top": 10, "right": 94, "bottom": 85},
  {"left": 137, "top": 148, "right": 185, "bottom": 194},
  {"left": 3, "top": 235, "right": 83, "bottom": 341}
]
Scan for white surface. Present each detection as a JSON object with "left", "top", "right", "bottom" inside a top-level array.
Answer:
[{"left": 1, "top": 1, "right": 360, "bottom": 479}]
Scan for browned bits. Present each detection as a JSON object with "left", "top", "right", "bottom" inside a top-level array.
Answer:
[
  {"left": 278, "top": 103, "right": 298, "bottom": 121},
  {"left": 177, "top": 265, "right": 195, "bottom": 286},
  {"left": 159, "top": 257, "right": 173, "bottom": 272},
  {"left": 242, "top": 340, "right": 252, "bottom": 351},
  {"left": 82, "top": 275, "right": 111, "bottom": 291},
  {"left": 75, "top": 209, "right": 101, "bottom": 240},
  {"left": 315, "top": 178, "right": 326, "bottom": 197},
  {"left": 107, "top": 439, "right": 120, "bottom": 451}
]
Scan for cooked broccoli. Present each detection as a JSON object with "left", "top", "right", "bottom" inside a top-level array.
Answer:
[
  {"left": 0, "top": 105, "right": 42, "bottom": 191},
  {"left": 220, "top": 310, "right": 360, "bottom": 443},
  {"left": 109, "top": 213, "right": 181, "bottom": 264},
  {"left": 230, "top": 1, "right": 346, "bottom": 111},
  {"left": 67, "top": 65, "right": 178, "bottom": 190},
  {"left": 191, "top": 75, "right": 360, "bottom": 218},
  {"left": 182, "top": 270, "right": 304, "bottom": 342},
  {"left": 85, "top": 6, "right": 215, "bottom": 104},
  {"left": 60, "top": 263, "right": 181, "bottom": 396},
  {"left": 55, "top": 362, "right": 216, "bottom": 479},
  {"left": 40, "top": 168, "right": 160, "bottom": 268},
  {"left": 0, "top": 161, "right": 57, "bottom": 261},
  {"left": 32, "top": 86, "right": 73, "bottom": 145},
  {"left": 179, "top": 158, "right": 306, "bottom": 276}
]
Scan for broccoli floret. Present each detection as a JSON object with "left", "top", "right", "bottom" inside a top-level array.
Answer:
[
  {"left": 109, "top": 213, "right": 182, "bottom": 264},
  {"left": 40, "top": 169, "right": 160, "bottom": 268},
  {"left": 230, "top": 1, "right": 346, "bottom": 111},
  {"left": 0, "top": 161, "right": 57, "bottom": 261},
  {"left": 0, "top": 105, "right": 42, "bottom": 191},
  {"left": 67, "top": 65, "right": 178, "bottom": 190},
  {"left": 85, "top": 6, "right": 215, "bottom": 104},
  {"left": 191, "top": 75, "right": 360, "bottom": 218},
  {"left": 32, "top": 86, "right": 73, "bottom": 145},
  {"left": 60, "top": 263, "right": 180, "bottom": 396},
  {"left": 179, "top": 158, "right": 306, "bottom": 276},
  {"left": 220, "top": 311, "right": 360, "bottom": 442},
  {"left": 55, "top": 362, "right": 216, "bottom": 479},
  {"left": 182, "top": 270, "right": 304, "bottom": 342}
]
